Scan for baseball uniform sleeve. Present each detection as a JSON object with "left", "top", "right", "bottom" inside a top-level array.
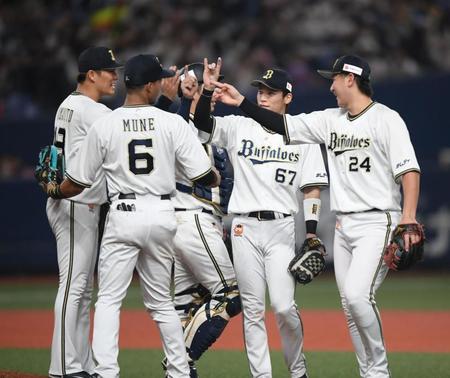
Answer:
[
  {"left": 298, "top": 144, "right": 329, "bottom": 190},
  {"left": 174, "top": 117, "right": 212, "bottom": 181},
  {"left": 81, "top": 103, "right": 110, "bottom": 134},
  {"left": 205, "top": 115, "right": 239, "bottom": 148},
  {"left": 66, "top": 120, "right": 106, "bottom": 188},
  {"left": 284, "top": 111, "right": 329, "bottom": 145},
  {"left": 383, "top": 111, "right": 420, "bottom": 182}
]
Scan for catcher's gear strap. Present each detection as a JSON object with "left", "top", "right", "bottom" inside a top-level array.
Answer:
[
  {"left": 177, "top": 146, "right": 234, "bottom": 215},
  {"left": 184, "top": 287, "right": 240, "bottom": 361},
  {"left": 384, "top": 223, "right": 425, "bottom": 271}
]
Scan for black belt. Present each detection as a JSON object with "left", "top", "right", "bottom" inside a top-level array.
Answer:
[
  {"left": 175, "top": 207, "right": 214, "bottom": 216},
  {"left": 118, "top": 193, "right": 171, "bottom": 200},
  {"left": 176, "top": 183, "right": 193, "bottom": 194},
  {"left": 247, "top": 211, "right": 291, "bottom": 220},
  {"left": 337, "top": 208, "right": 383, "bottom": 215}
]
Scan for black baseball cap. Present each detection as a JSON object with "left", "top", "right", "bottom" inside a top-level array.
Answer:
[
  {"left": 317, "top": 55, "right": 371, "bottom": 81},
  {"left": 180, "top": 62, "right": 224, "bottom": 84},
  {"left": 251, "top": 68, "right": 293, "bottom": 93},
  {"left": 78, "top": 46, "right": 123, "bottom": 73},
  {"left": 124, "top": 54, "right": 175, "bottom": 87}
]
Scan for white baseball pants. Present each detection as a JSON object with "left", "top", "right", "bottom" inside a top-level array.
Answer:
[
  {"left": 47, "top": 198, "right": 100, "bottom": 376},
  {"left": 92, "top": 196, "right": 189, "bottom": 378},
  {"left": 334, "top": 210, "right": 400, "bottom": 378},
  {"left": 231, "top": 215, "right": 307, "bottom": 378}
]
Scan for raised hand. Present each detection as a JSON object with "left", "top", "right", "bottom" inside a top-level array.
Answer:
[
  {"left": 203, "top": 57, "right": 222, "bottom": 91},
  {"left": 211, "top": 81, "right": 245, "bottom": 107},
  {"left": 161, "top": 65, "right": 180, "bottom": 101},
  {"left": 180, "top": 65, "right": 199, "bottom": 99}
]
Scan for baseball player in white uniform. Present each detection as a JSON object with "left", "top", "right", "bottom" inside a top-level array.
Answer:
[
  {"left": 47, "top": 46, "right": 122, "bottom": 378},
  {"left": 194, "top": 60, "right": 329, "bottom": 378},
  {"left": 42, "top": 54, "right": 220, "bottom": 378},
  {"left": 168, "top": 64, "right": 240, "bottom": 377},
  {"left": 213, "top": 55, "right": 421, "bottom": 378}
]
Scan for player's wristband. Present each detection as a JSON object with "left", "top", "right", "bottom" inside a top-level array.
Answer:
[
  {"left": 202, "top": 89, "right": 214, "bottom": 98},
  {"left": 304, "top": 198, "right": 321, "bottom": 234},
  {"left": 48, "top": 184, "right": 64, "bottom": 200}
]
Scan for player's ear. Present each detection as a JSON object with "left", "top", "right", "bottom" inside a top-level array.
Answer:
[
  {"left": 86, "top": 69, "right": 97, "bottom": 83},
  {"left": 283, "top": 92, "right": 293, "bottom": 106}
]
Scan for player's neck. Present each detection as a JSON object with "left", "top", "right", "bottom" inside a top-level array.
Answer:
[
  {"left": 124, "top": 93, "right": 150, "bottom": 107},
  {"left": 347, "top": 95, "right": 373, "bottom": 117},
  {"left": 76, "top": 84, "right": 101, "bottom": 102}
]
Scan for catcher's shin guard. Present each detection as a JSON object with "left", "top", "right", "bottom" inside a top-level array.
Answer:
[{"left": 184, "top": 284, "right": 241, "bottom": 361}]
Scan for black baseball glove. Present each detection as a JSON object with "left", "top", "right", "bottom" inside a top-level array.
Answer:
[
  {"left": 384, "top": 223, "right": 425, "bottom": 271},
  {"left": 35, "top": 145, "right": 65, "bottom": 192},
  {"left": 288, "top": 237, "right": 326, "bottom": 285}
]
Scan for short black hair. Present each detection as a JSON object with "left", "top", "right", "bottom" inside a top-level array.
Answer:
[
  {"left": 355, "top": 76, "right": 374, "bottom": 97},
  {"left": 77, "top": 73, "right": 87, "bottom": 83},
  {"left": 344, "top": 73, "right": 373, "bottom": 97}
]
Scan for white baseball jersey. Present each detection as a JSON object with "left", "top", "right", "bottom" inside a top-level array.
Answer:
[
  {"left": 66, "top": 105, "right": 212, "bottom": 199},
  {"left": 206, "top": 115, "right": 328, "bottom": 214},
  {"left": 172, "top": 121, "right": 215, "bottom": 212},
  {"left": 53, "top": 92, "right": 110, "bottom": 205},
  {"left": 283, "top": 102, "right": 420, "bottom": 213}
]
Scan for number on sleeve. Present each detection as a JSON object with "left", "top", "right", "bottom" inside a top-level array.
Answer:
[{"left": 128, "top": 139, "right": 154, "bottom": 175}]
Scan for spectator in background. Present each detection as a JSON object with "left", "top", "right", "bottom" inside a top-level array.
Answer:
[{"left": 0, "top": 0, "right": 449, "bottom": 117}]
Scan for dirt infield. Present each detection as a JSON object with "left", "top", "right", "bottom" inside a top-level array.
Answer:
[
  {"left": 1, "top": 309, "right": 449, "bottom": 352},
  {"left": 0, "top": 372, "right": 46, "bottom": 378}
]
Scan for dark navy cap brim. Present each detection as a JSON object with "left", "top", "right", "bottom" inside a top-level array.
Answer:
[
  {"left": 317, "top": 70, "right": 338, "bottom": 79},
  {"left": 250, "top": 79, "right": 283, "bottom": 91},
  {"left": 161, "top": 68, "right": 176, "bottom": 78}
]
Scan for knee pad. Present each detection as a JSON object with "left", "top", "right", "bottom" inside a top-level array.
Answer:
[
  {"left": 174, "top": 284, "right": 211, "bottom": 326},
  {"left": 184, "top": 283, "right": 241, "bottom": 361},
  {"left": 215, "top": 283, "right": 241, "bottom": 318}
]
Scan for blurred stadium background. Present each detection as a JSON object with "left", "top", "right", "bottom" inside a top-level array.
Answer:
[{"left": 0, "top": 0, "right": 449, "bottom": 273}]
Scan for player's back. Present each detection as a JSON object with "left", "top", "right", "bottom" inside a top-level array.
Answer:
[
  {"left": 54, "top": 92, "right": 110, "bottom": 204},
  {"left": 91, "top": 105, "right": 210, "bottom": 200}
]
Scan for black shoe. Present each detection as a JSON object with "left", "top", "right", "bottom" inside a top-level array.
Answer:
[
  {"left": 300, "top": 374, "right": 308, "bottom": 378},
  {"left": 189, "top": 361, "right": 198, "bottom": 378}
]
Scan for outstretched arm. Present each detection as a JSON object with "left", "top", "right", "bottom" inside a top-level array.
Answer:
[
  {"left": 212, "top": 80, "right": 287, "bottom": 135},
  {"left": 192, "top": 58, "right": 223, "bottom": 133}
]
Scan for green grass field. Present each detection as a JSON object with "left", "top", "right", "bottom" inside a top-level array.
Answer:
[{"left": 1, "top": 272, "right": 449, "bottom": 377}]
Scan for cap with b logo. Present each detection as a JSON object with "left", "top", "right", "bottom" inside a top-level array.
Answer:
[
  {"left": 78, "top": 46, "right": 123, "bottom": 73},
  {"left": 124, "top": 54, "right": 175, "bottom": 87},
  {"left": 317, "top": 55, "right": 371, "bottom": 81},
  {"left": 251, "top": 68, "right": 293, "bottom": 93}
]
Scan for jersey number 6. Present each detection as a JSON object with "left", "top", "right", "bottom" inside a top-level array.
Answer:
[{"left": 128, "top": 138, "right": 154, "bottom": 175}]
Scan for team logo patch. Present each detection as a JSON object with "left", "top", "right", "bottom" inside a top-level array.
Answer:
[{"left": 234, "top": 224, "right": 244, "bottom": 236}]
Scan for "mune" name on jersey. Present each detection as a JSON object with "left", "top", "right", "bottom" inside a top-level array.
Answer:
[{"left": 123, "top": 118, "right": 155, "bottom": 132}]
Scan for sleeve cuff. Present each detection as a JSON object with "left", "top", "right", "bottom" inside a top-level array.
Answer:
[
  {"left": 66, "top": 172, "right": 92, "bottom": 188},
  {"left": 190, "top": 167, "right": 212, "bottom": 182}
]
